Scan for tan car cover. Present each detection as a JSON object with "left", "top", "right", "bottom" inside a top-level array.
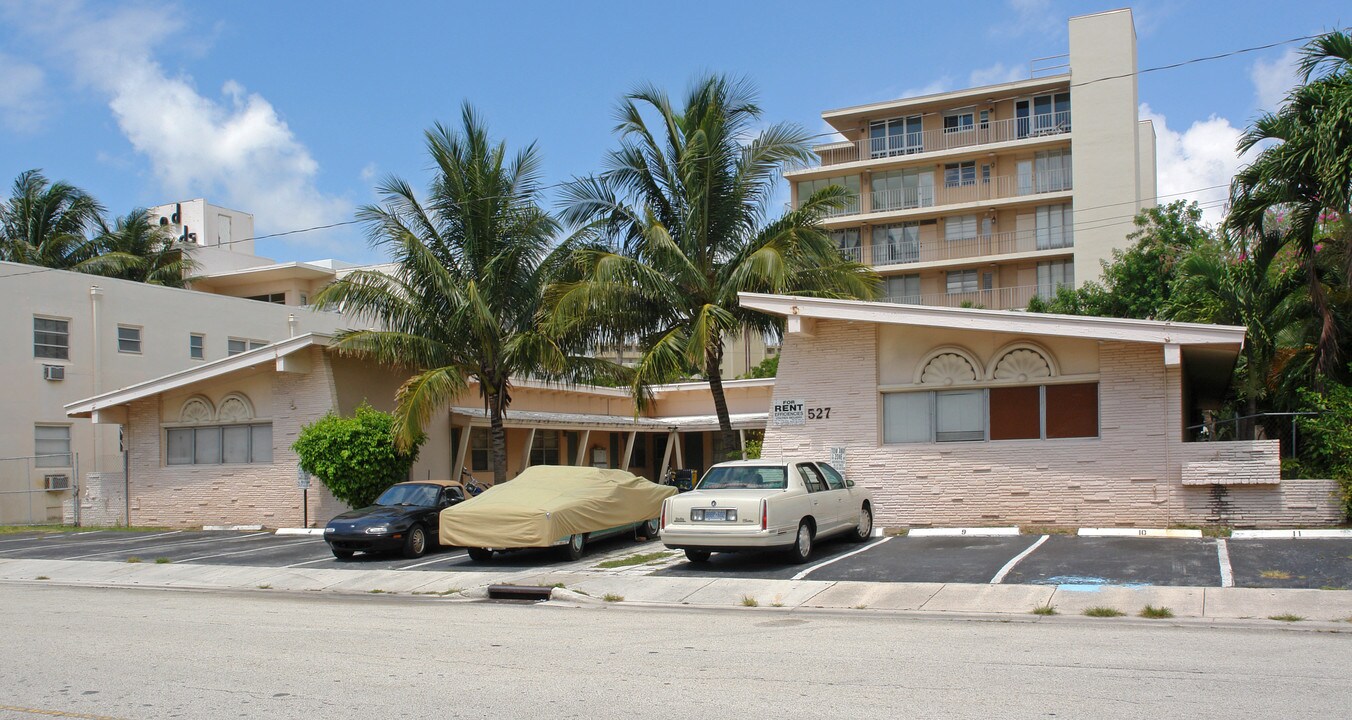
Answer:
[{"left": 439, "top": 465, "right": 677, "bottom": 549}]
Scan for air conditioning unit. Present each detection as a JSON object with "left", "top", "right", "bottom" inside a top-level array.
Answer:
[
  {"left": 43, "top": 474, "right": 70, "bottom": 491},
  {"left": 42, "top": 364, "right": 65, "bottom": 381}
]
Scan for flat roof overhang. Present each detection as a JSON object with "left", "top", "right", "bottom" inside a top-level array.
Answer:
[{"left": 450, "top": 408, "right": 767, "bottom": 433}]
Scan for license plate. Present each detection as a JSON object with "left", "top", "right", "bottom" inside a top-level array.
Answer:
[{"left": 701, "top": 509, "right": 728, "bottom": 521}]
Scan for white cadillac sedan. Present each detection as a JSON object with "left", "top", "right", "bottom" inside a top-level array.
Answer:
[{"left": 659, "top": 459, "right": 873, "bottom": 564}]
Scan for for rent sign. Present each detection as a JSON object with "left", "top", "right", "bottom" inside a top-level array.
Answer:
[{"left": 772, "top": 399, "right": 805, "bottom": 426}]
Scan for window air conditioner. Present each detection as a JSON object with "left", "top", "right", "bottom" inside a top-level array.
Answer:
[
  {"left": 42, "top": 364, "right": 65, "bottom": 381},
  {"left": 43, "top": 474, "right": 70, "bottom": 491}
]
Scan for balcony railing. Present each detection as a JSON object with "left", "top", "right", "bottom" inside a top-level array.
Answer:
[
  {"left": 840, "top": 229, "right": 1072, "bottom": 267},
  {"left": 882, "top": 284, "right": 1046, "bottom": 310},
  {"left": 864, "top": 168, "right": 1073, "bottom": 215},
  {"left": 789, "top": 112, "right": 1072, "bottom": 171}
]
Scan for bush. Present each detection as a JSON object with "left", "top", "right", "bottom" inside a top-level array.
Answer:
[
  {"left": 1297, "top": 378, "right": 1352, "bottom": 518},
  {"left": 739, "top": 354, "right": 778, "bottom": 379},
  {"left": 292, "top": 403, "right": 424, "bottom": 509}
]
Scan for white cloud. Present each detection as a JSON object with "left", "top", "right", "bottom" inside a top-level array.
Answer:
[
  {"left": 999, "top": 0, "right": 1059, "bottom": 37},
  {"left": 1250, "top": 47, "right": 1301, "bottom": 112},
  {"left": 898, "top": 77, "right": 953, "bottom": 99},
  {"left": 1139, "top": 103, "right": 1257, "bottom": 226},
  {"left": 5, "top": 0, "right": 350, "bottom": 248},
  {"left": 0, "top": 51, "right": 47, "bottom": 133},
  {"left": 360, "top": 162, "right": 378, "bottom": 182},
  {"left": 968, "top": 62, "right": 1025, "bottom": 87}
]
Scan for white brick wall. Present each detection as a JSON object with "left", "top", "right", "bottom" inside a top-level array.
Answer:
[{"left": 764, "top": 320, "right": 1341, "bottom": 528}]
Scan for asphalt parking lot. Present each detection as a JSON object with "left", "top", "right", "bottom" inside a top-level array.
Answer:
[{"left": 1, "top": 529, "right": 1349, "bottom": 589}]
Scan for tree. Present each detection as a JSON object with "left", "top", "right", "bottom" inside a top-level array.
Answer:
[
  {"left": 292, "top": 404, "right": 424, "bottom": 509},
  {"left": 1228, "top": 31, "right": 1352, "bottom": 376},
  {"left": 549, "top": 75, "right": 878, "bottom": 455},
  {"left": 0, "top": 169, "right": 105, "bottom": 270},
  {"left": 88, "top": 209, "right": 197, "bottom": 287},
  {"left": 313, "top": 105, "right": 615, "bottom": 485},
  {"left": 739, "top": 354, "right": 778, "bottom": 379}
]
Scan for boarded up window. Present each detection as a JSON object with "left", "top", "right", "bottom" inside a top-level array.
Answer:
[
  {"left": 1045, "top": 383, "right": 1098, "bottom": 438},
  {"left": 990, "top": 386, "right": 1041, "bottom": 440}
]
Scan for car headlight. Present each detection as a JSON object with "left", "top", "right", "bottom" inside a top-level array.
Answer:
[
  {"left": 365, "top": 526, "right": 390, "bottom": 534},
  {"left": 323, "top": 527, "right": 335, "bottom": 533}
]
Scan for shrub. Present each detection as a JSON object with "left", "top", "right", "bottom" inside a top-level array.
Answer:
[
  {"left": 292, "top": 403, "right": 424, "bottom": 509},
  {"left": 1296, "top": 379, "right": 1352, "bottom": 518}
]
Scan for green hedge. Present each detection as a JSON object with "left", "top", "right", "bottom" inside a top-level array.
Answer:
[{"left": 292, "top": 403, "right": 424, "bottom": 509}]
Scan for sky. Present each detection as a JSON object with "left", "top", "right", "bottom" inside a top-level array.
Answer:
[{"left": 0, "top": 0, "right": 1347, "bottom": 265}]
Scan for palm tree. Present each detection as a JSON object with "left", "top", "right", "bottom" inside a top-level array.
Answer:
[
  {"left": 1228, "top": 31, "right": 1352, "bottom": 376},
  {"left": 88, "top": 209, "right": 198, "bottom": 287},
  {"left": 313, "top": 104, "right": 616, "bottom": 485},
  {"left": 0, "top": 169, "right": 105, "bottom": 270},
  {"left": 548, "top": 75, "right": 878, "bottom": 456}
]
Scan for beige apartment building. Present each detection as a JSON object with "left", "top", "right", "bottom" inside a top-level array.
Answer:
[{"left": 786, "top": 8, "right": 1156, "bottom": 310}]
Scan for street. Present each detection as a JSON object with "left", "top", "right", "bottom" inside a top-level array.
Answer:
[{"left": 1, "top": 584, "right": 1348, "bottom": 719}]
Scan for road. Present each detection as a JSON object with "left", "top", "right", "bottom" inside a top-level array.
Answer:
[{"left": 1, "top": 584, "right": 1348, "bottom": 719}]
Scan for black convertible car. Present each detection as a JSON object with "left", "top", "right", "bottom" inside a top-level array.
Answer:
[{"left": 323, "top": 480, "right": 465, "bottom": 559}]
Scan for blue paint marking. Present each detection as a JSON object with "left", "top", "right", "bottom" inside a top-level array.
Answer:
[{"left": 1031, "top": 575, "right": 1152, "bottom": 591}]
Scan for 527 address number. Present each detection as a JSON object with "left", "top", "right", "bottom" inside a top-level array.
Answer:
[{"left": 807, "top": 407, "right": 832, "bottom": 420}]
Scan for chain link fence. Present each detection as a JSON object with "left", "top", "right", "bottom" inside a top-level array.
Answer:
[{"left": 0, "top": 454, "right": 79, "bottom": 526}]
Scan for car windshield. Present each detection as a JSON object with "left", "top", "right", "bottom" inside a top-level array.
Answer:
[
  {"left": 696, "top": 466, "right": 787, "bottom": 491},
  {"left": 374, "top": 484, "right": 440, "bottom": 507}
]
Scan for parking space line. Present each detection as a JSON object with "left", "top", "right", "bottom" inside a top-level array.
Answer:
[
  {"left": 790, "top": 537, "right": 893, "bottom": 581},
  {"left": 1216, "top": 538, "right": 1234, "bottom": 588},
  {"left": 177, "top": 538, "right": 324, "bottom": 563},
  {"left": 397, "top": 552, "right": 469, "bottom": 570},
  {"left": 989, "top": 534, "right": 1049, "bottom": 584},
  {"left": 283, "top": 556, "right": 339, "bottom": 568},
  {"left": 61, "top": 532, "right": 268, "bottom": 560},
  {"left": 0, "top": 530, "right": 185, "bottom": 555}
]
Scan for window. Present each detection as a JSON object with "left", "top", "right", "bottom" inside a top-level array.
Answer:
[
  {"left": 830, "top": 229, "right": 862, "bottom": 261},
  {"left": 946, "top": 269, "right": 979, "bottom": 294},
  {"left": 871, "top": 223, "right": 919, "bottom": 265},
  {"left": 217, "top": 213, "right": 232, "bottom": 246},
  {"left": 819, "top": 462, "right": 852, "bottom": 489},
  {"left": 797, "top": 464, "right": 827, "bottom": 492},
  {"left": 1035, "top": 149, "right": 1072, "bottom": 192},
  {"left": 35, "top": 425, "right": 71, "bottom": 467},
  {"left": 166, "top": 424, "right": 273, "bottom": 465},
  {"left": 884, "top": 383, "right": 1099, "bottom": 444},
  {"left": 469, "top": 429, "right": 490, "bottom": 472},
  {"left": 530, "top": 430, "right": 561, "bottom": 466},
  {"left": 227, "top": 338, "right": 268, "bottom": 356},
  {"left": 944, "top": 161, "right": 976, "bottom": 188},
  {"left": 34, "top": 317, "right": 69, "bottom": 360},
  {"left": 869, "top": 115, "right": 923, "bottom": 157},
  {"left": 945, "top": 215, "right": 978, "bottom": 242},
  {"left": 1016, "top": 93, "right": 1071, "bottom": 137},
  {"left": 117, "top": 325, "right": 142, "bottom": 354},
  {"left": 1037, "top": 260, "right": 1075, "bottom": 298},
  {"left": 300, "top": 293, "right": 308, "bottom": 306},
  {"left": 1036, "top": 204, "right": 1074, "bottom": 249},
  {"left": 884, "top": 274, "right": 921, "bottom": 304},
  {"left": 943, "top": 112, "right": 974, "bottom": 134},
  {"left": 245, "top": 293, "right": 286, "bottom": 304},
  {"left": 796, "top": 175, "right": 860, "bottom": 215},
  {"left": 871, "top": 169, "right": 933, "bottom": 211},
  {"left": 978, "top": 109, "right": 990, "bottom": 128},
  {"left": 190, "top": 334, "right": 205, "bottom": 360}
]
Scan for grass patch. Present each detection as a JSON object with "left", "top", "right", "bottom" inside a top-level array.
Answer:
[
  {"left": 0, "top": 524, "right": 171, "bottom": 535},
  {"left": 594, "top": 551, "right": 673, "bottom": 569},
  {"left": 1269, "top": 613, "right": 1304, "bottom": 622},
  {"left": 1082, "top": 606, "right": 1125, "bottom": 618},
  {"left": 883, "top": 527, "right": 909, "bottom": 536},
  {"left": 256, "top": 584, "right": 271, "bottom": 590},
  {"left": 572, "top": 589, "right": 590, "bottom": 596},
  {"left": 1260, "top": 569, "right": 1293, "bottom": 580},
  {"left": 852, "top": 604, "right": 868, "bottom": 610},
  {"left": 1139, "top": 605, "right": 1174, "bottom": 619},
  {"left": 125, "top": 556, "right": 142, "bottom": 564},
  {"left": 1030, "top": 604, "right": 1058, "bottom": 616},
  {"left": 740, "top": 595, "right": 759, "bottom": 607},
  {"left": 154, "top": 557, "right": 171, "bottom": 564},
  {"left": 770, "top": 602, "right": 784, "bottom": 607},
  {"left": 368, "top": 589, "right": 389, "bottom": 594},
  {"left": 35, "top": 576, "right": 49, "bottom": 580},
  {"left": 1021, "top": 525, "right": 1077, "bottom": 536},
  {"left": 1320, "top": 585, "right": 1343, "bottom": 591},
  {"left": 550, "top": 583, "right": 567, "bottom": 589},
  {"left": 412, "top": 588, "right": 461, "bottom": 596},
  {"left": 601, "top": 593, "right": 624, "bottom": 603},
  {"left": 1168, "top": 524, "right": 1232, "bottom": 538}
]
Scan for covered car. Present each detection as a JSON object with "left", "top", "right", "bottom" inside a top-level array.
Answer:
[{"left": 439, "top": 465, "right": 676, "bottom": 561}]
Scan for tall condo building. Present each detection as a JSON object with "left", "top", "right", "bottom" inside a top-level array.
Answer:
[{"left": 785, "top": 8, "right": 1156, "bottom": 310}]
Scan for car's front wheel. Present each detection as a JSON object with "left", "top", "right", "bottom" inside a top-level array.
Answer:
[
  {"left": 562, "top": 533, "right": 587, "bottom": 561},
  {"left": 684, "top": 549, "right": 712, "bottom": 563},
  {"left": 401, "top": 525, "right": 428, "bottom": 559},
  {"left": 467, "top": 547, "right": 493, "bottom": 562},
  {"left": 330, "top": 547, "right": 354, "bottom": 560},
  {"left": 848, "top": 505, "right": 873, "bottom": 543},
  {"left": 638, "top": 518, "right": 661, "bottom": 540},
  {"left": 786, "top": 521, "right": 814, "bottom": 564}
]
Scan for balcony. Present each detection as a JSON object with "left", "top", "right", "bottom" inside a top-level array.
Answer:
[
  {"left": 866, "top": 169, "right": 1073, "bottom": 216},
  {"left": 883, "top": 284, "right": 1044, "bottom": 311},
  {"left": 839, "top": 229, "right": 1072, "bottom": 268},
  {"left": 788, "top": 112, "right": 1072, "bottom": 171}
]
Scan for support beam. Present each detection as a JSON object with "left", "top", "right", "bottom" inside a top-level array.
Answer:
[
  {"left": 786, "top": 315, "right": 816, "bottom": 337},
  {"left": 658, "top": 431, "right": 677, "bottom": 483},
  {"left": 673, "top": 432, "right": 684, "bottom": 469},
  {"left": 519, "top": 428, "right": 536, "bottom": 471},
  {"left": 622, "top": 431, "right": 637, "bottom": 469},
  {"left": 452, "top": 424, "right": 472, "bottom": 482},
  {"left": 91, "top": 406, "right": 128, "bottom": 425},
  {"left": 739, "top": 428, "right": 747, "bottom": 460},
  {"left": 574, "top": 430, "right": 591, "bottom": 466}
]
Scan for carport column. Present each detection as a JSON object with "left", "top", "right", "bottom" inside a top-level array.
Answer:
[
  {"left": 520, "top": 428, "right": 536, "bottom": 471},
  {"left": 574, "top": 430, "right": 591, "bottom": 466},
  {"left": 739, "top": 429, "right": 747, "bottom": 460},
  {"left": 658, "top": 430, "right": 678, "bottom": 483},
  {"left": 673, "top": 431, "right": 684, "bottom": 468},
  {"left": 622, "top": 431, "right": 636, "bottom": 469},
  {"left": 452, "top": 423, "right": 472, "bottom": 481}
]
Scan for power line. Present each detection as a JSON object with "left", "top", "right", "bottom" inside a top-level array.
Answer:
[{"left": 1073, "top": 32, "right": 1331, "bottom": 89}]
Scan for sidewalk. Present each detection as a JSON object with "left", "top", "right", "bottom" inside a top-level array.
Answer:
[{"left": 4, "top": 556, "right": 1351, "bottom": 627}]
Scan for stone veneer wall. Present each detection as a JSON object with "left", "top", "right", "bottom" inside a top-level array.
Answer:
[
  {"left": 762, "top": 320, "right": 1342, "bottom": 528},
  {"left": 126, "top": 347, "right": 346, "bottom": 528}
]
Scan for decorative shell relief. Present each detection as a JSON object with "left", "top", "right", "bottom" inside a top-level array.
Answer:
[
  {"left": 217, "top": 395, "right": 254, "bottom": 423},
  {"left": 179, "top": 397, "right": 214, "bottom": 424},
  {"left": 920, "top": 353, "right": 978, "bottom": 386},
  {"left": 993, "top": 349, "right": 1052, "bottom": 383}
]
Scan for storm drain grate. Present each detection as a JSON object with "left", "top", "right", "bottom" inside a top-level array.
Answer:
[{"left": 486, "top": 584, "right": 554, "bottom": 601}]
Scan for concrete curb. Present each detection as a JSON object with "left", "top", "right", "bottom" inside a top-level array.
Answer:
[
  {"left": 1078, "top": 528, "right": 1203, "bottom": 538},
  {"left": 274, "top": 528, "right": 325, "bottom": 536},
  {"left": 907, "top": 527, "right": 1021, "bottom": 537},
  {"left": 1231, "top": 529, "right": 1352, "bottom": 539},
  {"left": 202, "top": 525, "right": 264, "bottom": 532}
]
